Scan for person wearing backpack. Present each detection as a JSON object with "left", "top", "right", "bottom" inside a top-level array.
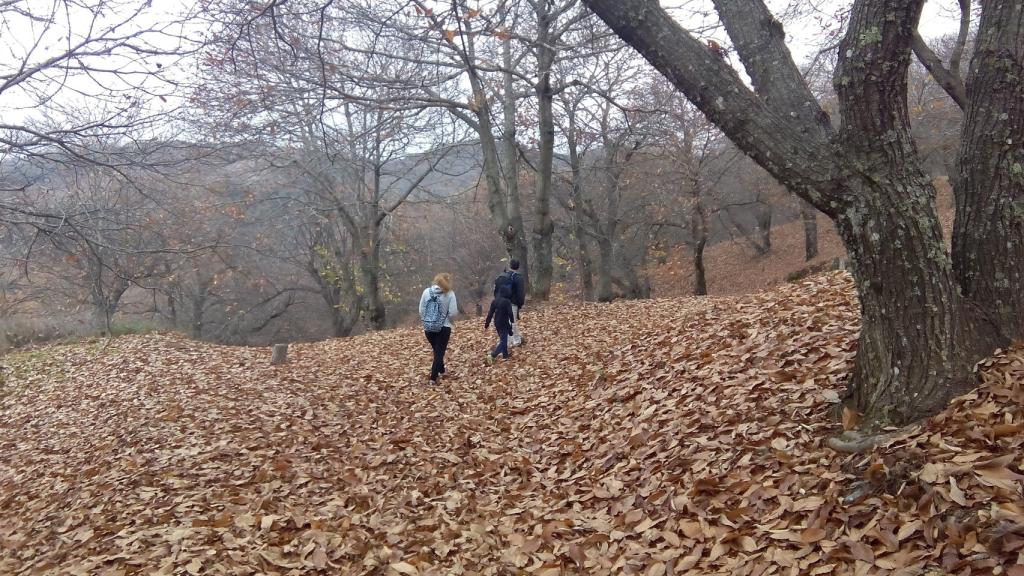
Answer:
[
  {"left": 493, "top": 259, "right": 526, "bottom": 346},
  {"left": 419, "top": 272, "right": 458, "bottom": 385},
  {"left": 484, "top": 284, "right": 515, "bottom": 364}
]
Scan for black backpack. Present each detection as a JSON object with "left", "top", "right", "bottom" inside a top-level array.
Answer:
[{"left": 494, "top": 271, "right": 513, "bottom": 297}]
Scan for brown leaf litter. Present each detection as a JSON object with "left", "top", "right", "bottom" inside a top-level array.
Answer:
[{"left": 1, "top": 272, "right": 1021, "bottom": 575}]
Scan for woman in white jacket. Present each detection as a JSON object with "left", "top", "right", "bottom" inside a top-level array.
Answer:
[{"left": 419, "top": 272, "right": 458, "bottom": 385}]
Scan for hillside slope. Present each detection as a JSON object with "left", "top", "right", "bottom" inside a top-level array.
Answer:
[
  {"left": 1, "top": 273, "right": 1022, "bottom": 575},
  {"left": 648, "top": 179, "right": 956, "bottom": 298}
]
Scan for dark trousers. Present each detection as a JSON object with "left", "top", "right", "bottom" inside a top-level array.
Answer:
[
  {"left": 424, "top": 326, "right": 451, "bottom": 380},
  {"left": 491, "top": 328, "right": 510, "bottom": 359}
]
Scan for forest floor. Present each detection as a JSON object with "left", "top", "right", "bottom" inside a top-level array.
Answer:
[{"left": 1, "top": 272, "right": 1023, "bottom": 575}]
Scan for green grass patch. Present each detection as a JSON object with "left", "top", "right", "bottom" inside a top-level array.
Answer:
[{"left": 107, "top": 319, "right": 163, "bottom": 337}]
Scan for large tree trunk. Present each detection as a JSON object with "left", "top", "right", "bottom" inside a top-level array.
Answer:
[
  {"left": 362, "top": 162, "right": 388, "bottom": 332},
  {"left": 799, "top": 197, "right": 819, "bottom": 261},
  {"left": 466, "top": 32, "right": 523, "bottom": 275},
  {"left": 361, "top": 200, "right": 386, "bottom": 331},
  {"left": 503, "top": 159, "right": 529, "bottom": 286},
  {"left": 308, "top": 234, "right": 361, "bottom": 339},
  {"left": 831, "top": 0, "right": 999, "bottom": 427},
  {"left": 835, "top": 178, "right": 991, "bottom": 426},
  {"left": 531, "top": 6, "right": 556, "bottom": 300},
  {"left": 593, "top": 142, "right": 625, "bottom": 303},
  {"left": 582, "top": 0, "right": 1005, "bottom": 427},
  {"left": 331, "top": 310, "right": 359, "bottom": 338},
  {"left": 500, "top": 35, "right": 530, "bottom": 288},
  {"left": 952, "top": 0, "right": 1024, "bottom": 341}
]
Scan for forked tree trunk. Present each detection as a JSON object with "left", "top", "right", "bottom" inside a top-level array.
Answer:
[
  {"left": 835, "top": 177, "right": 991, "bottom": 426},
  {"left": 831, "top": 0, "right": 1000, "bottom": 427},
  {"left": 582, "top": 0, "right": 1005, "bottom": 428},
  {"left": 953, "top": 1, "right": 1024, "bottom": 341}
]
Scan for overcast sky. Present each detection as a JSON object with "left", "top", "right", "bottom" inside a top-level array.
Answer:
[{"left": 0, "top": 0, "right": 966, "bottom": 128}]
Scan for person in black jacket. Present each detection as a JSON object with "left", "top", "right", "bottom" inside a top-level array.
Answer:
[
  {"left": 493, "top": 259, "right": 526, "bottom": 346},
  {"left": 484, "top": 284, "right": 514, "bottom": 363}
]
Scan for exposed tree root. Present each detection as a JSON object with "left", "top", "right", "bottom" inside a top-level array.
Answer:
[{"left": 827, "top": 428, "right": 909, "bottom": 454}]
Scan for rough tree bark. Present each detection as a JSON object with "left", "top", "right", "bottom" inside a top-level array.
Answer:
[
  {"left": 530, "top": 0, "right": 558, "bottom": 300},
  {"left": 582, "top": 0, "right": 1003, "bottom": 427},
  {"left": 359, "top": 234, "right": 386, "bottom": 330},
  {"left": 501, "top": 35, "right": 530, "bottom": 285},
  {"left": 953, "top": 0, "right": 1024, "bottom": 341}
]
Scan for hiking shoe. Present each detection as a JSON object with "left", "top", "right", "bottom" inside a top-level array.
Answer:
[{"left": 485, "top": 354, "right": 495, "bottom": 366}]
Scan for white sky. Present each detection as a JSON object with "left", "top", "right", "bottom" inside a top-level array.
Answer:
[
  {"left": 0, "top": 0, "right": 966, "bottom": 129},
  {"left": 662, "top": 0, "right": 963, "bottom": 62}
]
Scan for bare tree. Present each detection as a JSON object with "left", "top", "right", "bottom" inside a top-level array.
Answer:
[
  {"left": 553, "top": 36, "right": 658, "bottom": 301},
  {"left": 197, "top": 1, "right": 449, "bottom": 330},
  {"left": 0, "top": 1, "right": 198, "bottom": 168},
  {"left": 516, "top": 0, "right": 594, "bottom": 299},
  {"left": 8, "top": 163, "right": 176, "bottom": 332}
]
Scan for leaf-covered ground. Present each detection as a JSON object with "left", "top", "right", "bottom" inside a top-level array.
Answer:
[{"left": 1, "top": 273, "right": 1022, "bottom": 575}]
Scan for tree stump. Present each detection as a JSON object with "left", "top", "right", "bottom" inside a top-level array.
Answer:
[{"left": 270, "top": 343, "right": 288, "bottom": 365}]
